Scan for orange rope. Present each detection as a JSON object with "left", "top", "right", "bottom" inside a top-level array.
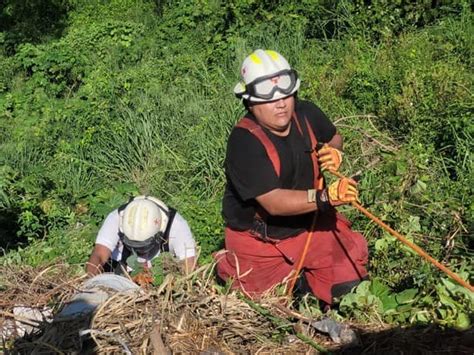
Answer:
[
  {"left": 286, "top": 213, "right": 318, "bottom": 298},
  {"left": 331, "top": 170, "right": 473, "bottom": 293}
]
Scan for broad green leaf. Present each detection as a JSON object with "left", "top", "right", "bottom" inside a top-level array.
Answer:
[
  {"left": 395, "top": 288, "right": 418, "bottom": 304},
  {"left": 126, "top": 254, "right": 144, "bottom": 276},
  {"left": 380, "top": 294, "right": 398, "bottom": 312},
  {"left": 408, "top": 216, "right": 421, "bottom": 232},
  {"left": 397, "top": 311, "right": 410, "bottom": 322},
  {"left": 375, "top": 238, "right": 388, "bottom": 251},
  {"left": 382, "top": 203, "right": 393, "bottom": 212},
  {"left": 438, "top": 292, "right": 460, "bottom": 310},
  {"left": 396, "top": 304, "right": 412, "bottom": 313},
  {"left": 437, "top": 308, "right": 447, "bottom": 318},
  {"left": 415, "top": 311, "right": 430, "bottom": 323},
  {"left": 369, "top": 279, "right": 390, "bottom": 297},
  {"left": 420, "top": 294, "right": 434, "bottom": 305},
  {"left": 441, "top": 277, "right": 474, "bottom": 301},
  {"left": 355, "top": 280, "right": 371, "bottom": 296},
  {"left": 411, "top": 179, "right": 427, "bottom": 194},
  {"left": 454, "top": 312, "right": 471, "bottom": 330},
  {"left": 340, "top": 293, "right": 357, "bottom": 310},
  {"left": 367, "top": 295, "right": 384, "bottom": 314}
]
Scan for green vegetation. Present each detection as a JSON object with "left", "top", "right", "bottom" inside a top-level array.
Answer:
[{"left": 0, "top": 0, "right": 472, "bottom": 330}]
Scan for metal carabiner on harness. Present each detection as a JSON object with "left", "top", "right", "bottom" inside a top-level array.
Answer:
[{"left": 251, "top": 217, "right": 270, "bottom": 242}]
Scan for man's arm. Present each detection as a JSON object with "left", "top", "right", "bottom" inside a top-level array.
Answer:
[
  {"left": 85, "top": 244, "right": 112, "bottom": 276},
  {"left": 255, "top": 131, "right": 343, "bottom": 216},
  {"left": 328, "top": 132, "right": 343, "bottom": 151},
  {"left": 256, "top": 188, "right": 316, "bottom": 216},
  {"left": 256, "top": 131, "right": 346, "bottom": 216},
  {"left": 179, "top": 256, "right": 196, "bottom": 274},
  {"left": 256, "top": 177, "right": 358, "bottom": 217}
]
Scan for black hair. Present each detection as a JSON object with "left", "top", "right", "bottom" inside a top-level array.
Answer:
[
  {"left": 242, "top": 92, "right": 299, "bottom": 112},
  {"left": 243, "top": 99, "right": 252, "bottom": 111}
]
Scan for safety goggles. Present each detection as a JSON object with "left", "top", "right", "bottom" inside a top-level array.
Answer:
[
  {"left": 121, "top": 233, "right": 164, "bottom": 257},
  {"left": 245, "top": 69, "right": 298, "bottom": 101}
]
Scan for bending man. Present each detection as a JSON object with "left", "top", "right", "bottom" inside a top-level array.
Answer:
[{"left": 86, "top": 195, "right": 196, "bottom": 281}]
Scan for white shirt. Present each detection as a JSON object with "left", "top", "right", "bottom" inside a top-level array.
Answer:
[{"left": 95, "top": 209, "right": 196, "bottom": 267}]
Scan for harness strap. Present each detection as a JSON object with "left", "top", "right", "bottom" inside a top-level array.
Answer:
[
  {"left": 235, "top": 113, "right": 325, "bottom": 240},
  {"left": 292, "top": 111, "right": 304, "bottom": 136},
  {"left": 236, "top": 114, "right": 323, "bottom": 190},
  {"left": 161, "top": 207, "right": 176, "bottom": 252},
  {"left": 302, "top": 115, "right": 324, "bottom": 190},
  {"left": 236, "top": 117, "right": 281, "bottom": 177}
]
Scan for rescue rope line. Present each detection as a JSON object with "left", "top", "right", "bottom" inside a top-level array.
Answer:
[
  {"left": 286, "top": 213, "right": 318, "bottom": 297},
  {"left": 330, "top": 170, "right": 473, "bottom": 293}
]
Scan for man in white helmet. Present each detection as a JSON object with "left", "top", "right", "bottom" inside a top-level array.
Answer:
[
  {"left": 215, "top": 49, "right": 368, "bottom": 307},
  {"left": 86, "top": 196, "right": 196, "bottom": 281}
]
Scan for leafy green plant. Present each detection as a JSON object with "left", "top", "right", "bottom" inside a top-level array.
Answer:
[{"left": 339, "top": 278, "right": 472, "bottom": 330}]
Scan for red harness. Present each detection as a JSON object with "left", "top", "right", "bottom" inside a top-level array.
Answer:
[
  {"left": 236, "top": 113, "right": 324, "bottom": 190},
  {"left": 218, "top": 114, "right": 368, "bottom": 302}
]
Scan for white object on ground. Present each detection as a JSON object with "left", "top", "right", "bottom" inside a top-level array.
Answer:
[
  {"left": 57, "top": 273, "right": 139, "bottom": 319},
  {"left": 0, "top": 306, "right": 53, "bottom": 338},
  {"left": 311, "top": 317, "right": 358, "bottom": 345}
]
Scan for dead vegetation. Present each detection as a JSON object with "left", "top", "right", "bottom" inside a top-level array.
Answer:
[{"left": 1, "top": 263, "right": 472, "bottom": 354}]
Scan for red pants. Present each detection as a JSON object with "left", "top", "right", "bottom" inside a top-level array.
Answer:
[{"left": 215, "top": 213, "right": 368, "bottom": 304}]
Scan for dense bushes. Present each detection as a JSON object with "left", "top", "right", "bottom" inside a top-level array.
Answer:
[{"left": 0, "top": 0, "right": 472, "bottom": 328}]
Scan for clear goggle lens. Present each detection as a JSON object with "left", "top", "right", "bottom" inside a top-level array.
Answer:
[{"left": 246, "top": 70, "right": 298, "bottom": 100}]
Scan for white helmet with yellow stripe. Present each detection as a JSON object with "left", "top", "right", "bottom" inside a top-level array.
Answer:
[
  {"left": 234, "top": 49, "right": 300, "bottom": 103},
  {"left": 118, "top": 196, "right": 170, "bottom": 255}
]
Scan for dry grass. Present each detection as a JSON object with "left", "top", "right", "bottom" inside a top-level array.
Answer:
[{"left": 1, "top": 263, "right": 472, "bottom": 354}]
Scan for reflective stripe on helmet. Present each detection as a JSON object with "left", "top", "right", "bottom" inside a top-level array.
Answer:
[
  {"left": 118, "top": 196, "right": 170, "bottom": 249},
  {"left": 234, "top": 49, "right": 300, "bottom": 102}
]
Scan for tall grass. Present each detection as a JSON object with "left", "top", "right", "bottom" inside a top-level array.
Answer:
[{"left": 0, "top": 1, "right": 471, "bottom": 292}]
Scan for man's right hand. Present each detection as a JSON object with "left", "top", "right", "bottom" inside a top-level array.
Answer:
[
  {"left": 86, "top": 244, "right": 112, "bottom": 276},
  {"left": 327, "top": 178, "right": 359, "bottom": 206}
]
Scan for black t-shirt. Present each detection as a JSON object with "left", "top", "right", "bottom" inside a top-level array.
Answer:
[{"left": 222, "top": 100, "right": 337, "bottom": 239}]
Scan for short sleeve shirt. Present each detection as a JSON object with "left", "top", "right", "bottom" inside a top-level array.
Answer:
[
  {"left": 95, "top": 209, "right": 196, "bottom": 266},
  {"left": 222, "top": 100, "right": 336, "bottom": 238}
]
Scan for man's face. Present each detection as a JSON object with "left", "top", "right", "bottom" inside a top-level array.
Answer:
[
  {"left": 129, "top": 242, "right": 160, "bottom": 259},
  {"left": 249, "top": 94, "right": 295, "bottom": 136}
]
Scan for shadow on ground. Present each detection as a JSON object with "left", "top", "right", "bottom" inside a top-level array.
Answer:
[
  {"left": 331, "top": 323, "right": 473, "bottom": 354},
  {"left": 5, "top": 318, "right": 473, "bottom": 354}
]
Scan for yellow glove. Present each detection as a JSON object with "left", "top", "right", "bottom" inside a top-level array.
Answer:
[
  {"left": 327, "top": 178, "right": 359, "bottom": 206},
  {"left": 318, "top": 144, "right": 342, "bottom": 172}
]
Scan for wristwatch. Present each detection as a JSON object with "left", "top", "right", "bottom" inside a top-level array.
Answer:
[
  {"left": 307, "top": 189, "right": 316, "bottom": 203},
  {"left": 316, "top": 188, "right": 330, "bottom": 212}
]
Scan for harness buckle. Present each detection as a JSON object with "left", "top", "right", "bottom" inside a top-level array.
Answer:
[{"left": 251, "top": 217, "right": 270, "bottom": 242}]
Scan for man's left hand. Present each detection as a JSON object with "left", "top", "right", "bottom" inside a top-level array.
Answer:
[
  {"left": 318, "top": 144, "right": 342, "bottom": 172},
  {"left": 327, "top": 178, "right": 360, "bottom": 206}
]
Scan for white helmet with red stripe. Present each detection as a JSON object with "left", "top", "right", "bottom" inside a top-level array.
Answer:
[
  {"left": 118, "top": 196, "right": 169, "bottom": 253},
  {"left": 234, "top": 49, "right": 300, "bottom": 103}
]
